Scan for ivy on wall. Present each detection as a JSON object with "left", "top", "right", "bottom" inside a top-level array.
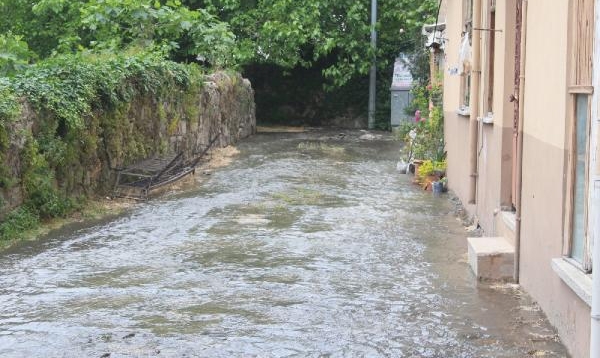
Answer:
[{"left": 0, "top": 52, "right": 206, "bottom": 242}]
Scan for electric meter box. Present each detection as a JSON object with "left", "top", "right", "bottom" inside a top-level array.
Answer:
[{"left": 390, "top": 57, "right": 414, "bottom": 127}]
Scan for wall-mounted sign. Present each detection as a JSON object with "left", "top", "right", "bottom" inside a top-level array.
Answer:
[{"left": 391, "top": 58, "right": 413, "bottom": 90}]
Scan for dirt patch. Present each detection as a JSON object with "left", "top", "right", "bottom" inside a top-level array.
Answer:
[{"left": 206, "top": 146, "right": 241, "bottom": 169}]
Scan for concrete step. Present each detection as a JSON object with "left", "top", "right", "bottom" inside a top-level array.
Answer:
[{"left": 467, "top": 236, "right": 515, "bottom": 281}]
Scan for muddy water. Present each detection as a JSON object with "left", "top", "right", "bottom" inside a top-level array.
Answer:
[{"left": 0, "top": 131, "right": 568, "bottom": 357}]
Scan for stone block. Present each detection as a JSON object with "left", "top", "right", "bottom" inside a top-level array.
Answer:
[{"left": 467, "top": 236, "right": 515, "bottom": 281}]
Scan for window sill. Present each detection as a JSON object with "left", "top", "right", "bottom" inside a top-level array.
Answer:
[
  {"left": 481, "top": 113, "right": 494, "bottom": 125},
  {"left": 456, "top": 107, "right": 471, "bottom": 117},
  {"left": 551, "top": 258, "right": 592, "bottom": 306},
  {"left": 502, "top": 211, "right": 516, "bottom": 232}
]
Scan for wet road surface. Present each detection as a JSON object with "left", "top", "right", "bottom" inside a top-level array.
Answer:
[{"left": 0, "top": 131, "right": 568, "bottom": 357}]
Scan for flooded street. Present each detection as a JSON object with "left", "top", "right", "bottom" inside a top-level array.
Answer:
[{"left": 0, "top": 131, "right": 567, "bottom": 357}]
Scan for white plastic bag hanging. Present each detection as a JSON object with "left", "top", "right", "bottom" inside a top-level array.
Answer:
[{"left": 458, "top": 34, "right": 472, "bottom": 74}]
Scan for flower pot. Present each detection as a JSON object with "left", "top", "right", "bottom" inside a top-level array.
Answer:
[
  {"left": 423, "top": 175, "right": 440, "bottom": 190},
  {"left": 412, "top": 159, "right": 424, "bottom": 175},
  {"left": 432, "top": 181, "right": 444, "bottom": 194},
  {"left": 396, "top": 160, "right": 408, "bottom": 174}
]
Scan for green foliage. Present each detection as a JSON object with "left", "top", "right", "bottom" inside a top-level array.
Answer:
[
  {"left": 9, "top": 52, "right": 196, "bottom": 131},
  {"left": 400, "top": 82, "right": 445, "bottom": 162},
  {"left": 0, "top": 80, "right": 20, "bottom": 188},
  {"left": 0, "top": 0, "right": 439, "bottom": 127},
  {"left": 0, "top": 0, "right": 236, "bottom": 67},
  {"left": 418, "top": 159, "right": 434, "bottom": 176},
  {"left": 0, "top": 207, "right": 39, "bottom": 242},
  {"left": 395, "top": 121, "right": 416, "bottom": 141},
  {"left": 416, "top": 159, "right": 446, "bottom": 184},
  {"left": 246, "top": 62, "right": 371, "bottom": 127},
  {"left": 0, "top": 33, "right": 35, "bottom": 76},
  {"left": 0, "top": 52, "right": 207, "bottom": 232},
  {"left": 0, "top": 80, "right": 20, "bottom": 122},
  {"left": 405, "top": 47, "right": 432, "bottom": 86},
  {"left": 200, "top": 0, "right": 438, "bottom": 88},
  {"left": 433, "top": 159, "right": 447, "bottom": 173},
  {"left": 79, "top": 0, "right": 235, "bottom": 66},
  {"left": 237, "top": 0, "right": 436, "bottom": 127},
  {"left": 20, "top": 137, "right": 73, "bottom": 219}
]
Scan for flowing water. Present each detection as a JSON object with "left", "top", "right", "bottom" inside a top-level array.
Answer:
[{"left": 0, "top": 131, "right": 568, "bottom": 357}]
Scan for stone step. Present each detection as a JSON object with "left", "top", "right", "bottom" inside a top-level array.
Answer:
[{"left": 467, "top": 236, "right": 515, "bottom": 281}]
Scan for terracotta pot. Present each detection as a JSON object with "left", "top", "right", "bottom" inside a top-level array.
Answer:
[
  {"left": 412, "top": 159, "right": 424, "bottom": 176},
  {"left": 423, "top": 175, "right": 441, "bottom": 191}
]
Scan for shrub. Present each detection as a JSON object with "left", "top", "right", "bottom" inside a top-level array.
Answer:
[
  {"left": 416, "top": 159, "right": 446, "bottom": 185},
  {"left": 399, "top": 83, "right": 445, "bottom": 163},
  {"left": 417, "top": 160, "right": 435, "bottom": 182},
  {"left": 433, "top": 159, "right": 447, "bottom": 174},
  {"left": 0, "top": 52, "right": 206, "bottom": 230},
  {"left": 0, "top": 207, "right": 39, "bottom": 242},
  {"left": 0, "top": 32, "right": 35, "bottom": 76}
]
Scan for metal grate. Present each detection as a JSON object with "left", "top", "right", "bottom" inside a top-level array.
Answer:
[{"left": 113, "top": 134, "right": 221, "bottom": 200}]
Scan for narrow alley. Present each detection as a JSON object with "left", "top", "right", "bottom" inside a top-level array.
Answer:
[{"left": 0, "top": 131, "right": 567, "bottom": 357}]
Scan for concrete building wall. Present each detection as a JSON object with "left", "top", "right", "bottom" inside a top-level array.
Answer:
[
  {"left": 443, "top": 0, "right": 475, "bottom": 216},
  {"left": 443, "top": 0, "right": 515, "bottom": 233},
  {"left": 474, "top": 0, "right": 516, "bottom": 234},
  {"left": 519, "top": 1, "right": 591, "bottom": 357},
  {"left": 442, "top": 0, "right": 592, "bottom": 356}
]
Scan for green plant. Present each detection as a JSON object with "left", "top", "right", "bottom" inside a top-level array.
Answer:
[
  {"left": 396, "top": 121, "right": 417, "bottom": 162},
  {"left": 0, "top": 51, "right": 211, "bottom": 231},
  {"left": 395, "top": 121, "right": 416, "bottom": 141},
  {"left": 0, "top": 32, "right": 35, "bottom": 76},
  {"left": 403, "top": 83, "right": 445, "bottom": 162},
  {"left": 416, "top": 159, "right": 446, "bottom": 185},
  {"left": 406, "top": 83, "right": 430, "bottom": 118},
  {"left": 20, "top": 137, "right": 73, "bottom": 219},
  {"left": 417, "top": 159, "right": 434, "bottom": 181},
  {"left": 0, "top": 79, "right": 20, "bottom": 122},
  {"left": 0, "top": 207, "right": 39, "bottom": 242},
  {"left": 433, "top": 159, "right": 447, "bottom": 174}
]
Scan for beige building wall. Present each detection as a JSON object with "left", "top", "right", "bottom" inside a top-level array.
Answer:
[
  {"left": 443, "top": 0, "right": 515, "bottom": 233},
  {"left": 443, "top": 0, "right": 475, "bottom": 216},
  {"left": 519, "top": 1, "right": 591, "bottom": 357},
  {"left": 443, "top": 0, "right": 592, "bottom": 356},
  {"left": 474, "top": 0, "right": 516, "bottom": 234}
]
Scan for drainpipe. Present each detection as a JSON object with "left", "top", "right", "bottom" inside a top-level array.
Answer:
[
  {"left": 513, "top": 0, "right": 528, "bottom": 284},
  {"left": 468, "top": 0, "right": 483, "bottom": 204},
  {"left": 593, "top": 221, "right": 599, "bottom": 358}
]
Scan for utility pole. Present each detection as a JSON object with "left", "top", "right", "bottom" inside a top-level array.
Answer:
[{"left": 368, "top": 0, "right": 377, "bottom": 129}]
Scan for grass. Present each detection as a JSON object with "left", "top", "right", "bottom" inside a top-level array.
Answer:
[{"left": 0, "top": 197, "right": 133, "bottom": 252}]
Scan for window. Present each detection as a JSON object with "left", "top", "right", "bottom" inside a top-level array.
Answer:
[
  {"left": 485, "top": 0, "right": 496, "bottom": 115},
  {"left": 459, "top": 0, "right": 473, "bottom": 113},
  {"left": 570, "top": 93, "right": 590, "bottom": 265},
  {"left": 463, "top": 0, "right": 473, "bottom": 34},
  {"left": 460, "top": 73, "right": 471, "bottom": 110},
  {"left": 564, "top": 0, "right": 594, "bottom": 272}
]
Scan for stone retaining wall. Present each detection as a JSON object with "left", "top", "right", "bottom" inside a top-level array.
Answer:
[{"left": 1, "top": 71, "right": 255, "bottom": 215}]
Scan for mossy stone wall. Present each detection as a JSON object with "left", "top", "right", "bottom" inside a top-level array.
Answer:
[{"left": 1, "top": 71, "right": 255, "bottom": 215}]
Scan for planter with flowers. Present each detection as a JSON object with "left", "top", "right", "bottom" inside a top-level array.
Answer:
[{"left": 396, "top": 82, "right": 447, "bottom": 193}]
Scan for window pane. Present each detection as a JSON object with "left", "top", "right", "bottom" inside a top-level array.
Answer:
[
  {"left": 464, "top": 74, "right": 471, "bottom": 107},
  {"left": 572, "top": 94, "right": 588, "bottom": 263},
  {"left": 487, "top": 8, "right": 495, "bottom": 114}
]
